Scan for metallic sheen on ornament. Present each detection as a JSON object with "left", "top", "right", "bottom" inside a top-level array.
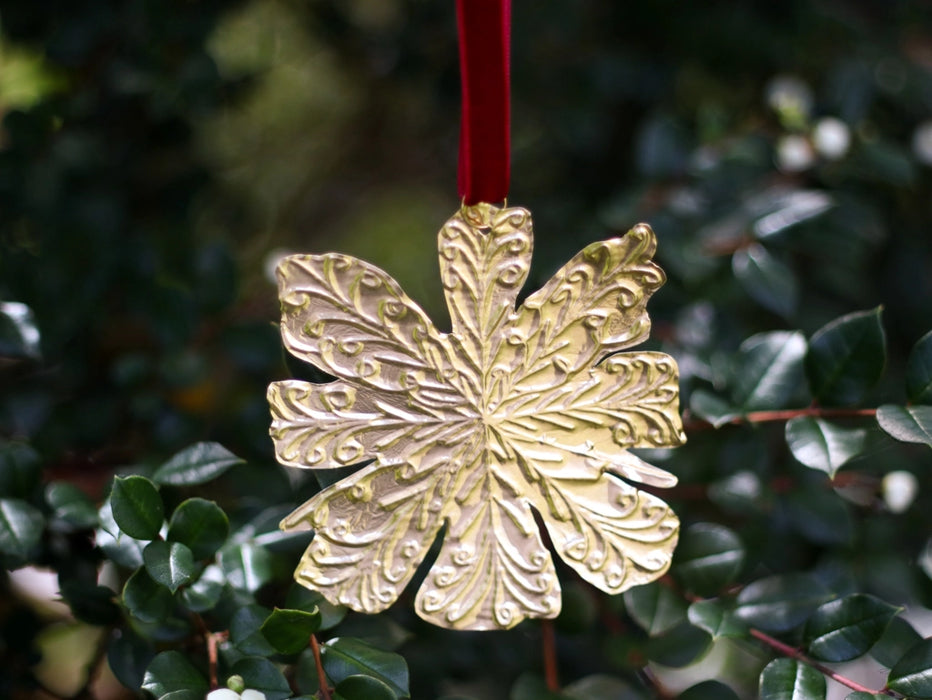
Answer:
[{"left": 268, "top": 203, "right": 685, "bottom": 631}]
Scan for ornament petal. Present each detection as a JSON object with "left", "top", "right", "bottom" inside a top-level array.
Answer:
[
  {"left": 415, "top": 485, "right": 560, "bottom": 630},
  {"left": 268, "top": 379, "right": 472, "bottom": 468},
  {"left": 277, "top": 254, "right": 469, "bottom": 407},
  {"left": 281, "top": 451, "right": 458, "bottom": 614},
  {"left": 500, "top": 352, "right": 684, "bottom": 487},
  {"left": 438, "top": 204, "right": 533, "bottom": 392},
  {"left": 510, "top": 225, "right": 665, "bottom": 391},
  {"left": 529, "top": 468, "right": 679, "bottom": 594}
]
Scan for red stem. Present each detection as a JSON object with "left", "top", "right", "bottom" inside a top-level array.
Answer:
[
  {"left": 685, "top": 406, "right": 877, "bottom": 432},
  {"left": 541, "top": 619, "right": 560, "bottom": 691},
  {"left": 749, "top": 628, "right": 898, "bottom": 696},
  {"left": 310, "top": 634, "right": 332, "bottom": 700}
]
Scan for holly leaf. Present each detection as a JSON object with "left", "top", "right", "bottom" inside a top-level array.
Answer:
[
  {"left": 152, "top": 442, "right": 244, "bottom": 486},
  {"left": 785, "top": 417, "right": 867, "bottom": 476},
  {"left": 110, "top": 476, "right": 164, "bottom": 541},
  {"left": 876, "top": 405, "right": 932, "bottom": 448},
  {"left": 759, "top": 658, "right": 825, "bottom": 700},
  {"left": 803, "top": 594, "right": 900, "bottom": 662}
]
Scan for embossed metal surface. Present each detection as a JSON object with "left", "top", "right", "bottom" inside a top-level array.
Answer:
[{"left": 268, "top": 203, "right": 685, "bottom": 630}]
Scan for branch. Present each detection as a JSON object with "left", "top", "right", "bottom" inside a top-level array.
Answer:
[
  {"left": 684, "top": 405, "right": 877, "bottom": 433},
  {"left": 310, "top": 634, "right": 332, "bottom": 700},
  {"left": 541, "top": 619, "right": 560, "bottom": 691},
  {"left": 749, "top": 628, "right": 900, "bottom": 697}
]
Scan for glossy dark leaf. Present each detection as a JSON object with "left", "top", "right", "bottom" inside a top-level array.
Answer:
[
  {"left": 734, "top": 573, "right": 834, "bottom": 632},
  {"left": 152, "top": 442, "right": 244, "bottom": 486},
  {"left": 0, "top": 498, "right": 44, "bottom": 562},
  {"left": 906, "top": 330, "right": 932, "bottom": 404},
  {"left": 143, "top": 540, "right": 197, "bottom": 593},
  {"left": 179, "top": 565, "right": 225, "bottom": 613},
  {"left": 785, "top": 417, "right": 866, "bottom": 476},
  {"left": 731, "top": 331, "right": 807, "bottom": 411},
  {"left": 122, "top": 568, "right": 174, "bottom": 623},
  {"left": 260, "top": 607, "right": 322, "bottom": 655},
  {"left": 732, "top": 244, "right": 799, "bottom": 318},
  {"left": 805, "top": 307, "right": 886, "bottom": 406},
  {"left": 218, "top": 542, "right": 273, "bottom": 593},
  {"left": 110, "top": 476, "right": 164, "bottom": 541},
  {"left": 673, "top": 523, "right": 745, "bottom": 597},
  {"left": 687, "top": 600, "right": 746, "bottom": 639},
  {"left": 678, "top": 680, "right": 741, "bottom": 700},
  {"left": 623, "top": 581, "right": 687, "bottom": 635},
  {"left": 108, "top": 630, "right": 155, "bottom": 691},
  {"left": 876, "top": 405, "right": 932, "bottom": 448},
  {"left": 59, "top": 582, "right": 120, "bottom": 625},
  {"left": 45, "top": 482, "right": 98, "bottom": 529},
  {"left": 689, "top": 389, "right": 739, "bottom": 428},
  {"left": 646, "top": 622, "right": 712, "bottom": 667},
  {"left": 141, "top": 651, "right": 207, "bottom": 700},
  {"left": 286, "top": 585, "right": 348, "bottom": 631},
  {"left": 166, "top": 497, "right": 229, "bottom": 559},
  {"left": 321, "top": 637, "right": 409, "bottom": 698},
  {"left": 335, "top": 674, "right": 397, "bottom": 700},
  {"left": 803, "top": 594, "right": 899, "bottom": 662},
  {"left": 231, "top": 656, "right": 297, "bottom": 700},
  {"left": 871, "top": 616, "right": 923, "bottom": 667},
  {"left": 230, "top": 605, "right": 276, "bottom": 656},
  {"left": 759, "top": 658, "right": 825, "bottom": 700},
  {"left": 887, "top": 638, "right": 932, "bottom": 698}
]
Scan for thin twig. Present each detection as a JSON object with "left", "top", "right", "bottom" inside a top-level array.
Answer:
[
  {"left": 541, "top": 619, "right": 560, "bottom": 691},
  {"left": 310, "top": 634, "right": 332, "bottom": 700},
  {"left": 684, "top": 406, "right": 877, "bottom": 433},
  {"left": 749, "top": 628, "right": 899, "bottom": 697},
  {"left": 207, "top": 631, "right": 229, "bottom": 690}
]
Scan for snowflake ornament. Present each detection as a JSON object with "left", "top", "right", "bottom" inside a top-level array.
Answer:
[{"left": 268, "top": 203, "right": 685, "bottom": 631}]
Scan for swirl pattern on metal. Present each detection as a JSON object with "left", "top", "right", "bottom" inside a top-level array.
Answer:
[{"left": 269, "top": 203, "right": 685, "bottom": 630}]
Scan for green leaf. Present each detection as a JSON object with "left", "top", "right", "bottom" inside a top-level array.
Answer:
[
  {"left": 646, "top": 621, "right": 712, "bottom": 667},
  {"left": 141, "top": 651, "right": 207, "bottom": 700},
  {"left": 687, "top": 600, "right": 747, "bottom": 639},
  {"left": 322, "top": 637, "right": 409, "bottom": 698},
  {"left": 510, "top": 673, "right": 567, "bottom": 700},
  {"left": 152, "top": 442, "right": 244, "bottom": 486},
  {"left": 230, "top": 605, "right": 277, "bottom": 656},
  {"left": 871, "top": 616, "right": 923, "bottom": 667},
  {"left": 876, "top": 405, "right": 932, "bottom": 447},
  {"left": 167, "top": 497, "right": 229, "bottom": 559},
  {"left": 785, "top": 488, "right": 854, "bottom": 545},
  {"left": 96, "top": 500, "right": 146, "bottom": 569},
  {"left": 785, "top": 417, "right": 867, "bottom": 476},
  {"left": 673, "top": 523, "right": 745, "bottom": 596},
  {"left": 110, "top": 475, "right": 164, "bottom": 540},
  {"left": 805, "top": 307, "right": 886, "bottom": 406},
  {"left": 218, "top": 542, "right": 273, "bottom": 593},
  {"left": 906, "top": 330, "right": 932, "bottom": 404},
  {"left": 261, "top": 607, "right": 322, "bottom": 655},
  {"left": 845, "top": 694, "right": 887, "bottom": 700},
  {"left": 0, "top": 498, "right": 44, "bottom": 562},
  {"left": 230, "top": 656, "right": 292, "bottom": 700},
  {"left": 564, "top": 674, "right": 644, "bottom": 699},
  {"left": 107, "top": 630, "right": 154, "bottom": 691},
  {"left": 122, "top": 568, "right": 174, "bottom": 623},
  {"left": 143, "top": 540, "right": 197, "bottom": 593},
  {"left": 759, "top": 658, "right": 826, "bottom": 700},
  {"left": 731, "top": 331, "right": 807, "bottom": 411},
  {"left": 888, "top": 638, "right": 932, "bottom": 697},
  {"left": 803, "top": 594, "right": 899, "bottom": 662},
  {"left": 689, "top": 389, "right": 739, "bottom": 428},
  {"left": 623, "top": 581, "right": 687, "bottom": 635},
  {"left": 678, "top": 680, "right": 741, "bottom": 700},
  {"left": 287, "top": 585, "right": 347, "bottom": 631},
  {"left": 733, "top": 573, "right": 834, "bottom": 632},
  {"left": 180, "top": 564, "right": 225, "bottom": 613},
  {"left": 732, "top": 244, "right": 799, "bottom": 318},
  {"left": 335, "top": 674, "right": 397, "bottom": 700},
  {"left": 0, "top": 300, "right": 41, "bottom": 360},
  {"left": 45, "top": 482, "right": 98, "bottom": 529},
  {"left": 0, "top": 443, "right": 41, "bottom": 499}
]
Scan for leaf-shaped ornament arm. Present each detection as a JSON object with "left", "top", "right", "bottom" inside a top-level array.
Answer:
[{"left": 270, "top": 204, "right": 685, "bottom": 631}]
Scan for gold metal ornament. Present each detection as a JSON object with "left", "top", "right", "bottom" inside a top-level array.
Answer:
[{"left": 268, "top": 203, "right": 685, "bottom": 631}]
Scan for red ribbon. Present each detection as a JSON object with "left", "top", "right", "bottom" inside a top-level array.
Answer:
[{"left": 456, "top": 0, "right": 511, "bottom": 205}]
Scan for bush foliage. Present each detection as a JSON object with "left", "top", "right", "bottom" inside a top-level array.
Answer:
[{"left": 2, "top": 1, "right": 932, "bottom": 699}]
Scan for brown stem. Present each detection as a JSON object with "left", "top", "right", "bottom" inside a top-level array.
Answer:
[
  {"left": 541, "top": 619, "right": 560, "bottom": 691},
  {"left": 207, "top": 631, "right": 229, "bottom": 690},
  {"left": 749, "top": 628, "right": 898, "bottom": 696},
  {"left": 310, "top": 634, "right": 332, "bottom": 700},
  {"left": 685, "top": 406, "right": 877, "bottom": 433}
]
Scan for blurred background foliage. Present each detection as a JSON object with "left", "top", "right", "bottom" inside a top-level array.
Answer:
[{"left": 2, "top": 1, "right": 932, "bottom": 699}]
